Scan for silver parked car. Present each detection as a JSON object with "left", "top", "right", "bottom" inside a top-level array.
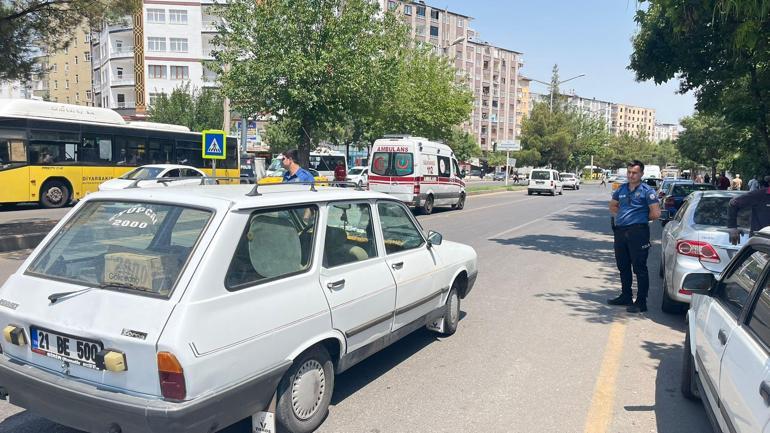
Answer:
[{"left": 660, "top": 191, "right": 751, "bottom": 313}]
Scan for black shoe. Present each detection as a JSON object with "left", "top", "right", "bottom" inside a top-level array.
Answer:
[
  {"left": 626, "top": 303, "right": 648, "bottom": 313},
  {"left": 607, "top": 295, "right": 634, "bottom": 306}
]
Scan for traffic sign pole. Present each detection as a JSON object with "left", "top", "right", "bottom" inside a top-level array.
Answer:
[
  {"left": 505, "top": 151, "right": 510, "bottom": 186},
  {"left": 202, "top": 129, "right": 227, "bottom": 180}
]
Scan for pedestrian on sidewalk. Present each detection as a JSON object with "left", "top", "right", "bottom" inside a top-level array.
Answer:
[
  {"left": 600, "top": 174, "right": 607, "bottom": 188},
  {"left": 731, "top": 174, "right": 743, "bottom": 190},
  {"left": 718, "top": 172, "right": 731, "bottom": 190},
  {"left": 749, "top": 175, "right": 760, "bottom": 192},
  {"left": 704, "top": 173, "right": 711, "bottom": 184},
  {"left": 727, "top": 176, "right": 770, "bottom": 245},
  {"left": 607, "top": 160, "right": 661, "bottom": 313}
]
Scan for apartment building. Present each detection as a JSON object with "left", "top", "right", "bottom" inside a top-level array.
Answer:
[
  {"left": 381, "top": 0, "right": 524, "bottom": 151},
  {"left": 653, "top": 123, "right": 679, "bottom": 142},
  {"left": 529, "top": 91, "right": 614, "bottom": 132},
  {"left": 42, "top": 25, "right": 95, "bottom": 106},
  {"left": 91, "top": 0, "right": 221, "bottom": 115},
  {"left": 611, "top": 103, "right": 655, "bottom": 137}
]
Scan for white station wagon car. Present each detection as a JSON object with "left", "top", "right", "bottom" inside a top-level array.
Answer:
[
  {"left": 0, "top": 183, "right": 477, "bottom": 433},
  {"left": 98, "top": 164, "right": 206, "bottom": 191}
]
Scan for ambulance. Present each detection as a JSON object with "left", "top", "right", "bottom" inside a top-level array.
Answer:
[{"left": 368, "top": 135, "right": 466, "bottom": 214}]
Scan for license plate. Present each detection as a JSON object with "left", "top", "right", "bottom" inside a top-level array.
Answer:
[
  {"left": 536, "top": 181, "right": 544, "bottom": 184},
  {"left": 30, "top": 326, "right": 104, "bottom": 370}
]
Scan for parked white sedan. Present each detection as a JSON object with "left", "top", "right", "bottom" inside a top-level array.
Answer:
[
  {"left": 0, "top": 183, "right": 477, "bottom": 433},
  {"left": 682, "top": 228, "right": 770, "bottom": 433},
  {"left": 346, "top": 166, "right": 369, "bottom": 188},
  {"left": 98, "top": 164, "right": 206, "bottom": 191}
]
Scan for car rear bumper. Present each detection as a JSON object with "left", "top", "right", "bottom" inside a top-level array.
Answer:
[
  {"left": 0, "top": 355, "right": 290, "bottom": 433},
  {"left": 669, "top": 255, "right": 720, "bottom": 303}
]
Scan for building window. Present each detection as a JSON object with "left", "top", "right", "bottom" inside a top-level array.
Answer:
[
  {"left": 86, "top": 90, "right": 92, "bottom": 100},
  {"left": 52, "top": 64, "right": 57, "bottom": 73},
  {"left": 64, "top": 62, "right": 69, "bottom": 72},
  {"left": 148, "top": 37, "right": 166, "bottom": 52},
  {"left": 170, "top": 65, "right": 189, "bottom": 80},
  {"left": 387, "top": 0, "right": 397, "bottom": 10},
  {"left": 75, "top": 92, "right": 80, "bottom": 102},
  {"left": 458, "top": 18, "right": 464, "bottom": 27},
  {"left": 169, "top": 9, "right": 188, "bottom": 24},
  {"left": 415, "top": 24, "right": 425, "bottom": 35},
  {"left": 85, "top": 33, "right": 91, "bottom": 43},
  {"left": 429, "top": 26, "right": 439, "bottom": 37},
  {"left": 84, "top": 52, "right": 91, "bottom": 62},
  {"left": 74, "top": 55, "right": 79, "bottom": 65},
  {"left": 147, "top": 8, "right": 165, "bottom": 23},
  {"left": 54, "top": 80, "right": 58, "bottom": 90},
  {"left": 65, "top": 80, "right": 69, "bottom": 89},
  {"left": 169, "top": 38, "right": 188, "bottom": 52},
  {"left": 148, "top": 65, "right": 167, "bottom": 79},
  {"left": 75, "top": 74, "right": 79, "bottom": 83},
  {"left": 416, "top": 5, "right": 425, "bottom": 17},
  {"left": 116, "top": 67, "right": 124, "bottom": 79},
  {"left": 403, "top": 5, "right": 412, "bottom": 15},
  {"left": 430, "top": 9, "right": 440, "bottom": 20}
]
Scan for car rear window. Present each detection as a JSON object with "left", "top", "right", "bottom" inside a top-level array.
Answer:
[
  {"left": 693, "top": 196, "right": 751, "bottom": 227},
  {"left": 531, "top": 171, "right": 551, "bottom": 180},
  {"left": 672, "top": 184, "right": 715, "bottom": 196},
  {"left": 27, "top": 201, "right": 212, "bottom": 297},
  {"left": 371, "top": 152, "right": 413, "bottom": 176}
]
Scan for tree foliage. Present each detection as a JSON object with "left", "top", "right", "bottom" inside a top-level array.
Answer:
[
  {"left": 0, "top": 0, "right": 139, "bottom": 80},
  {"left": 676, "top": 113, "right": 748, "bottom": 178},
  {"left": 445, "top": 128, "right": 481, "bottom": 162},
  {"left": 147, "top": 84, "right": 224, "bottom": 132}
]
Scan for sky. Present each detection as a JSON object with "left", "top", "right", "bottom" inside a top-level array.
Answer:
[{"left": 436, "top": 0, "right": 695, "bottom": 125}]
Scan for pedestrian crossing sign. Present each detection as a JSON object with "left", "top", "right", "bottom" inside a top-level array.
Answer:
[{"left": 202, "top": 130, "right": 226, "bottom": 160}]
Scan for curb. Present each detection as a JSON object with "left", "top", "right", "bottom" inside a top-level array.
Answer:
[
  {"left": 0, "top": 220, "right": 57, "bottom": 253},
  {"left": 0, "top": 233, "right": 48, "bottom": 253}
]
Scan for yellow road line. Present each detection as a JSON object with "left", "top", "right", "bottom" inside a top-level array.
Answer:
[{"left": 584, "top": 321, "right": 627, "bottom": 433}]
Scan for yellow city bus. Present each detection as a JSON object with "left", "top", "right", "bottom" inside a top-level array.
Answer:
[{"left": 0, "top": 100, "right": 239, "bottom": 208}]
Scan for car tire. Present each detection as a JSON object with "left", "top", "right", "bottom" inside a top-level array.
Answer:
[
  {"left": 435, "top": 284, "right": 460, "bottom": 337},
  {"left": 421, "top": 195, "right": 434, "bottom": 215},
  {"left": 451, "top": 193, "right": 466, "bottom": 210},
  {"left": 559, "top": 188, "right": 563, "bottom": 195},
  {"left": 661, "top": 277, "right": 682, "bottom": 314},
  {"left": 357, "top": 180, "right": 363, "bottom": 189},
  {"left": 275, "top": 345, "right": 335, "bottom": 433},
  {"left": 528, "top": 190, "right": 533, "bottom": 196},
  {"left": 681, "top": 327, "right": 700, "bottom": 400},
  {"left": 40, "top": 180, "right": 70, "bottom": 209}
]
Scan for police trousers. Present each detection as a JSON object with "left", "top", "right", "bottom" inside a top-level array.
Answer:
[{"left": 613, "top": 223, "right": 651, "bottom": 302}]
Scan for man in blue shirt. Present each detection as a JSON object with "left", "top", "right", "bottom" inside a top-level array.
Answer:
[
  {"left": 281, "top": 149, "right": 315, "bottom": 184},
  {"left": 608, "top": 160, "right": 661, "bottom": 313}
]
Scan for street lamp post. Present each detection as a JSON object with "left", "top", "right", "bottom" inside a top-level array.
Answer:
[
  {"left": 530, "top": 74, "right": 586, "bottom": 113},
  {"left": 441, "top": 36, "right": 466, "bottom": 55}
]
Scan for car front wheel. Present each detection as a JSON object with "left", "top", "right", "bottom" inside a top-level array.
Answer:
[
  {"left": 276, "top": 345, "right": 335, "bottom": 433},
  {"left": 434, "top": 284, "right": 460, "bottom": 336}
]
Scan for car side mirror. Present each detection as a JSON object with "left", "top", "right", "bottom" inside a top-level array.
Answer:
[
  {"left": 682, "top": 273, "right": 716, "bottom": 295},
  {"left": 427, "top": 230, "right": 443, "bottom": 248}
]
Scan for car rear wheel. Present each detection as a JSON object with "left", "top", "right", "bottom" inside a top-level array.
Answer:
[
  {"left": 661, "top": 276, "right": 683, "bottom": 314},
  {"left": 276, "top": 345, "right": 335, "bottom": 433},
  {"left": 421, "top": 195, "right": 434, "bottom": 215},
  {"left": 452, "top": 193, "right": 466, "bottom": 210},
  {"left": 681, "top": 327, "right": 700, "bottom": 400}
]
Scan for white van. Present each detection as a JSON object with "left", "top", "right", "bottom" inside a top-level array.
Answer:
[
  {"left": 528, "top": 169, "right": 563, "bottom": 196},
  {"left": 368, "top": 136, "right": 466, "bottom": 214}
]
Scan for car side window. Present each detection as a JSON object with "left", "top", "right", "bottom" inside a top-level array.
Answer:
[
  {"left": 437, "top": 156, "right": 451, "bottom": 178},
  {"left": 225, "top": 205, "right": 318, "bottom": 290},
  {"left": 674, "top": 200, "right": 689, "bottom": 222},
  {"left": 183, "top": 168, "right": 202, "bottom": 177},
  {"left": 324, "top": 202, "right": 377, "bottom": 268},
  {"left": 452, "top": 159, "right": 460, "bottom": 177},
  {"left": 164, "top": 169, "right": 180, "bottom": 178},
  {"left": 377, "top": 202, "right": 425, "bottom": 254},
  {"left": 717, "top": 249, "right": 770, "bottom": 316},
  {"left": 747, "top": 278, "right": 770, "bottom": 350}
]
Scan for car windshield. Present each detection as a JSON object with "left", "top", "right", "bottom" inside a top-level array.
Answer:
[
  {"left": 560, "top": 173, "right": 575, "bottom": 178},
  {"left": 121, "top": 167, "right": 164, "bottom": 180},
  {"left": 348, "top": 168, "right": 363, "bottom": 175},
  {"left": 27, "top": 201, "right": 212, "bottom": 297},
  {"left": 531, "top": 171, "right": 550, "bottom": 180},
  {"left": 671, "top": 184, "right": 715, "bottom": 196},
  {"left": 693, "top": 196, "right": 750, "bottom": 227}
]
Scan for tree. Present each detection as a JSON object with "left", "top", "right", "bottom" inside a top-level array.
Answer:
[
  {"left": 263, "top": 118, "right": 301, "bottom": 155},
  {"left": 677, "top": 113, "right": 747, "bottom": 180},
  {"left": 630, "top": 0, "right": 770, "bottom": 163},
  {"left": 213, "top": 0, "right": 406, "bottom": 166},
  {"left": 445, "top": 128, "right": 480, "bottom": 162},
  {"left": 148, "top": 84, "right": 224, "bottom": 132},
  {"left": 0, "top": 0, "right": 139, "bottom": 80}
]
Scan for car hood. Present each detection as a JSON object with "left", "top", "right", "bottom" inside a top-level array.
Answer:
[{"left": 98, "top": 178, "right": 134, "bottom": 191}]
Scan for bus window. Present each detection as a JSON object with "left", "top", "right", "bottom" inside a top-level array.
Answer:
[
  {"left": 114, "top": 136, "right": 147, "bottom": 166},
  {"left": 223, "top": 138, "right": 238, "bottom": 169},
  {"left": 29, "top": 130, "right": 79, "bottom": 164},
  {"left": 0, "top": 129, "right": 27, "bottom": 167},
  {"left": 81, "top": 134, "right": 113, "bottom": 164},
  {"left": 148, "top": 138, "right": 173, "bottom": 164},
  {"left": 175, "top": 140, "right": 205, "bottom": 167}
]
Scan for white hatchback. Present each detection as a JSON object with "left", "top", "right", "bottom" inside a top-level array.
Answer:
[
  {"left": 0, "top": 183, "right": 477, "bottom": 433},
  {"left": 528, "top": 169, "right": 563, "bottom": 196},
  {"left": 98, "top": 164, "right": 206, "bottom": 191},
  {"left": 559, "top": 172, "right": 580, "bottom": 190}
]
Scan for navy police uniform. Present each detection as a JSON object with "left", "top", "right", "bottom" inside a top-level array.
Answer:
[{"left": 611, "top": 182, "right": 659, "bottom": 307}]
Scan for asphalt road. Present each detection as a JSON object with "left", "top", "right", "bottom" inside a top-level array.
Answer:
[{"left": 0, "top": 185, "right": 711, "bottom": 433}]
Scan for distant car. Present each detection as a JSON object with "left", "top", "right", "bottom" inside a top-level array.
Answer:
[
  {"left": 469, "top": 169, "right": 483, "bottom": 179},
  {"left": 658, "top": 179, "right": 693, "bottom": 200},
  {"left": 660, "top": 183, "right": 716, "bottom": 226},
  {"left": 681, "top": 228, "right": 770, "bottom": 433},
  {"left": 528, "top": 169, "right": 563, "bottom": 196},
  {"left": 493, "top": 171, "right": 507, "bottom": 182},
  {"left": 346, "top": 166, "right": 369, "bottom": 188},
  {"left": 559, "top": 172, "right": 580, "bottom": 190},
  {"left": 611, "top": 176, "right": 627, "bottom": 192},
  {"left": 660, "top": 190, "right": 749, "bottom": 312},
  {"left": 643, "top": 177, "right": 662, "bottom": 190},
  {"left": 98, "top": 164, "right": 206, "bottom": 191}
]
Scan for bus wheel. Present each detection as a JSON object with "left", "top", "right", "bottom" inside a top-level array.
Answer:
[{"left": 40, "top": 181, "right": 70, "bottom": 208}]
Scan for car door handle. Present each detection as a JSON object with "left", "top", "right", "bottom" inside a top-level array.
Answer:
[
  {"left": 760, "top": 381, "right": 770, "bottom": 406},
  {"left": 391, "top": 262, "right": 404, "bottom": 270},
  {"left": 718, "top": 329, "right": 728, "bottom": 345},
  {"left": 327, "top": 279, "right": 345, "bottom": 290}
]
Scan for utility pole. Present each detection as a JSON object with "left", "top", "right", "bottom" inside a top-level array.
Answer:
[{"left": 531, "top": 74, "right": 586, "bottom": 113}]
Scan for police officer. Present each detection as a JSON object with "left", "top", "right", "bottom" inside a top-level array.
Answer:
[
  {"left": 280, "top": 149, "right": 315, "bottom": 184},
  {"left": 607, "top": 160, "right": 662, "bottom": 313}
]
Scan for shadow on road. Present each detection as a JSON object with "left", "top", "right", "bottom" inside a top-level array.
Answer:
[{"left": 0, "top": 411, "right": 81, "bottom": 433}]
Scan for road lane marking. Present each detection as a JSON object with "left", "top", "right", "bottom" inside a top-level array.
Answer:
[
  {"left": 486, "top": 204, "right": 579, "bottom": 239},
  {"left": 421, "top": 197, "right": 536, "bottom": 220},
  {"left": 583, "top": 321, "right": 626, "bottom": 433}
]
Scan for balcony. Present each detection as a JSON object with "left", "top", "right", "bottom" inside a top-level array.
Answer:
[
  {"left": 108, "top": 19, "right": 133, "bottom": 33},
  {"left": 111, "top": 47, "right": 134, "bottom": 59},
  {"left": 111, "top": 75, "right": 135, "bottom": 86},
  {"left": 115, "top": 101, "right": 136, "bottom": 109},
  {"left": 202, "top": 19, "right": 222, "bottom": 32}
]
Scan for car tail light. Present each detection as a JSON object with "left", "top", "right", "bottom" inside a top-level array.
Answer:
[
  {"left": 158, "top": 352, "right": 186, "bottom": 400},
  {"left": 413, "top": 184, "right": 420, "bottom": 195},
  {"left": 676, "top": 240, "right": 720, "bottom": 263},
  {"left": 664, "top": 197, "right": 675, "bottom": 208},
  {"left": 678, "top": 288, "right": 693, "bottom": 295},
  {"left": 550, "top": 181, "right": 554, "bottom": 186}
]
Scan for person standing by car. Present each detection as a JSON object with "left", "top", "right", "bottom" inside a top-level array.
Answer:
[
  {"left": 608, "top": 160, "right": 662, "bottom": 313},
  {"left": 748, "top": 175, "right": 760, "bottom": 192},
  {"left": 334, "top": 160, "right": 347, "bottom": 183},
  {"left": 727, "top": 182, "right": 770, "bottom": 245},
  {"left": 718, "top": 172, "right": 731, "bottom": 190},
  {"left": 281, "top": 149, "right": 315, "bottom": 184}
]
